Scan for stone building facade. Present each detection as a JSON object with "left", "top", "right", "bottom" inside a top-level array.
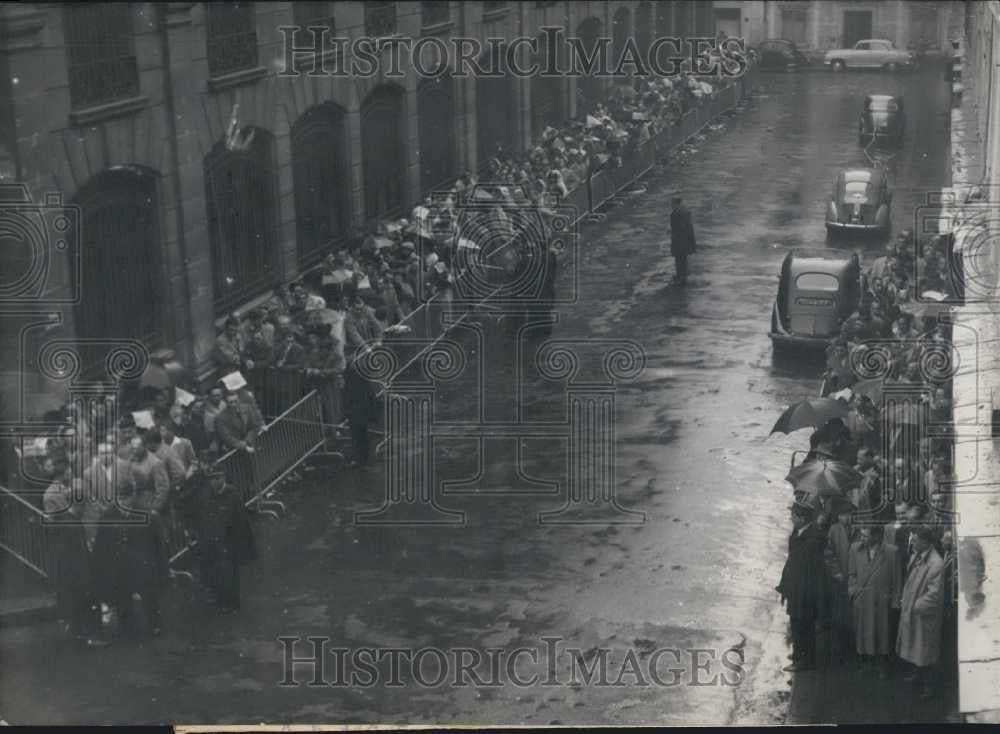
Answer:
[
  {"left": 0, "top": 2, "right": 714, "bottom": 418},
  {"left": 713, "top": 0, "right": 957, "bottom": 55}
]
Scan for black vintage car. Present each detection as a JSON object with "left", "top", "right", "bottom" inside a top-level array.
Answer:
[
  {"left": 859, "top": 94, "right": 905, "bottom": 146},
  {"left": 754, "top": 39, "right": 810, "bottom": 70},
  {"left": 825, "top": 168, "right": 892, "bottom": 237},
  {"left": 769, "top": 248, "right": 863, "bottom": 352}
]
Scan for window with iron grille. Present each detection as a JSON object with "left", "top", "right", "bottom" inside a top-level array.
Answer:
[
  {"left": 293, "top": 1, "right": 336, "bottom": 49},
  {"left": 206, "top": 2, "right": 259, "bottom": 78},
  {"left": 477, "top": 44, "right": 517, "bottom": 169},
  {"left": 418, "top": 75, "right": 456, "bottom": 195},
  {"left": 612, "top": 7, "right": 631, "bottom": 84},
  {"left": 71, "top": 167, "right": 162, "bottom": 349},
  {"left": 63, "top": 4, "right": 140, "bottom": 109},
  {"left": 361, "top": 85, "right": 406, "bottom": 221},
  {"left": 422, "top": 1, "right": 450, "bottom": 27},
  {"left": 656, "top": 1, "right": 673, "bottom": 37},
  {"left": 203, "top": 128, "right": 279, "bottom": 315},
  {"left": 531, "top": 32, "right": 565, "bottom": 138},
  {"left": 291, "top": 103, "right": 350, "bottom": 268},
  {"left": 365, "top": 2, "right": 397, "bottom": 38}
]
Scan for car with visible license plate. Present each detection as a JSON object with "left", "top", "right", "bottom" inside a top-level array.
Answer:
[{"left": 769, "top": 248, "right": 863, "bottom": 351}]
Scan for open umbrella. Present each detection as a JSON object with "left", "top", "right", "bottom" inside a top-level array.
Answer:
[
  {"left": 770, "top": 397, "right": 851, "bottom": 435},
  {"left": 785, "top": 459, "right": 862, "bottom": 498}
]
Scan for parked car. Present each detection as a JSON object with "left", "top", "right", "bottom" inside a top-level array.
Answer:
[
  {"left": 825, "top": 168, "right": 892, "bottom": 236},
  {"left": 824, "top": 39, "right": 915, "bottom": 72},
  {"left": 769, "top": 248, "right": 863, "bottom": 351},
  {"left": 859, "top": 94, "right": 905, "bottom": 146},
  {"left": 754, "top": 39, "right": 810, "bottom": 70}
]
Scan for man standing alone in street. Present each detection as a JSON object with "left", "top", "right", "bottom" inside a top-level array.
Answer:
[
  {"left": 777, "top": 499, "right": 826, "bottom": 672},
  {"left": 669, "top": 195, "right": 696, "bottom": 286}
]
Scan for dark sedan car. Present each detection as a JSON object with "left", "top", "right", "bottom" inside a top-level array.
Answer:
[
  {"left": 754, "top": 39, "right": 810, "bottom": 70},
  {"left": 825, "top": 168, "right": 892, "bottom": 236},
  {"left": 859, "top": 94, "right": 905, "bottom": 146}
]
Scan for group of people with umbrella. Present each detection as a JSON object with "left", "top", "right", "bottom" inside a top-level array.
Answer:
[{"left": 770, "top": 229, "right": 958, "bottom": 701}]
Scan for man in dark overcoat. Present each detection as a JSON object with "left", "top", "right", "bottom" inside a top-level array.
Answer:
[
  {"left": 777, "top": 498, "right": 826, "bottom": 671},
  {"left": 669, "top": 195, "right": 697, "bottom": 286},
  {"left": 196, "top": 465, "right": 256, "bottom": 614}
]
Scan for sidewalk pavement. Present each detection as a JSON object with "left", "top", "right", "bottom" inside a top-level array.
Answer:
[{"left": 786, "top": 622, "right": 961, "bottom": 724}]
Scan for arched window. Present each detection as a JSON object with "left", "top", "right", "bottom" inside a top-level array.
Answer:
[
  {"left": 203, "top": 127, "right": 279, "bottom": 314},
  {"left": 476, "top": 43, "right": 518, "bottom": 170},
  {"left": 417, "top": 74, "right": 456, "bottom": 195},
  {"left": 361, "top": 84, "right": 407, "bottom": 221},
  {"left": 531, "top": 31, "right": 566, "bottom": 138},
  {"left": 612, "top": 7, "right": 631, "bottom": 85},
  {"left": 575, "top": 18, "right": 603, "bottom": 113},
  {"left": 292, "top": 102, "right": 349, "bottom": 268},
  {"left": 72, "top": 166, "right": 162, "bottom": 346}
]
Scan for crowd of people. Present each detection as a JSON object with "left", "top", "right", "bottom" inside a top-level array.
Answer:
[
  {"left": 0, "top": 69, "right": 744, "bottom": 649},
  {"left": 777, "top": 230, "right": 960, "bottom": 700}
]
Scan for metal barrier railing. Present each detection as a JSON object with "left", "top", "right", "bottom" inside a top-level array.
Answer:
[{"left": 1, "top": 80, "right": 747, "bottom": 591}]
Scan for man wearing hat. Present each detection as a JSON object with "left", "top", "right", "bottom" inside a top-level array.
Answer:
[
  {"left": 776, "top": 496, "right": 826, "bottom": 672},
  {"left": 669, "top": 195, "right": 697, "bottom": 286},
  {"left": 194, "top": 464, "right": 256, "bottom": 614}
]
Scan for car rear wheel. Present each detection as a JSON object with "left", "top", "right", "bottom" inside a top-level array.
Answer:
[
  {"left": 831, "top": 60, "right": 845, "bottom": 71},
  {"left": 885, "top": 62, "right": 899, "bottom": 72}
]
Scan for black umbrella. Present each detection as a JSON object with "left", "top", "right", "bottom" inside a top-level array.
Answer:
[{"left": 771, "top": 397, "right": 851, "bottom": 435}]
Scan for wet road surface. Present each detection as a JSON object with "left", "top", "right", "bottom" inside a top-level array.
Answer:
[{"left": 0, "top": 68, "right": 952, "bottom": 725}]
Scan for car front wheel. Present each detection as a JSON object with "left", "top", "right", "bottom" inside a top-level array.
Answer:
[{"left": 831, "top": 60, "right": 845, "bottom": 71}]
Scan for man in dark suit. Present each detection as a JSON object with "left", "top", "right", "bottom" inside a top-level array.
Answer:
[
  {"left": 777, "top": 498, "right": 826, "bottom": 671},
  {"left": 344, "top": 359, "right": 379, "bottom": 469},
  {"left": 669, "top": 195, "right": 697, "bottom": 286}
]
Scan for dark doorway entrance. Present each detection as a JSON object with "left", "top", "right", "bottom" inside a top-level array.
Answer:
[{"left": 843, "top": 10, "right": 872, "bottom": 48}]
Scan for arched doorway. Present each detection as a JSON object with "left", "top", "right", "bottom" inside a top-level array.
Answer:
[
  {"left": 291, "top": 102, "right": 349, "bottom": 268},
  {"left": 203, "top": 127, "right": 280, "bottom": 315},
  {"left": 576, "top": 17, "right": 603, "bottom": 112},
  {"left": 361, "top": 84, "right": 407, "bottom": 221},
  {"left": 417, "top": 73, "right": 456, "bottom": 195},
  {"left": 531, "top": 30, "right": 566, "bottom": 138},
  {"left": 476, "top": 43, "right": 518, "bottom": 170},
  {"left": 72, "top": 166, "right": 163, "bottom": 347},
  {"left": 612, "top": 7, "right": 632, "bottom": 85}
]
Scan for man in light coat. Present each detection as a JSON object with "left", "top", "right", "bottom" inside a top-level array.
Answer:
[
  {"left": 897, "top": 524, "right": 945, "bottom": 700},
  {"left": 849, "top": 524, "right": 900, "bottom": 678}
]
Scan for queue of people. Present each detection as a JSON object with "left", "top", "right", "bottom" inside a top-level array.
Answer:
[{"left": 777, "top": 230, "right": 958, "bottom": 701}]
